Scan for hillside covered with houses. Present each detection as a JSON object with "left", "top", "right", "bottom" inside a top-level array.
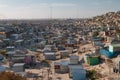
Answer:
[{"left": 77, "top": 11, "right": 120, "bottom": 27}]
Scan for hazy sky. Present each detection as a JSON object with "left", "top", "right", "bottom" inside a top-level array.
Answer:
[{"left": 0, "top": 0, "right": 120, "bottom": 19}]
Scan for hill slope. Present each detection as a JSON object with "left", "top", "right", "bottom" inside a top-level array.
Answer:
[{"left": 81, "top": 11, "right": 120, "bottom": 27}]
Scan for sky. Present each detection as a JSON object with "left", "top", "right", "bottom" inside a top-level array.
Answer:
[{"left": 0, "top": 0, "right": 120, "bottom": 19}]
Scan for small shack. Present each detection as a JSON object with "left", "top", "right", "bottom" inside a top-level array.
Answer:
[
  {"left": 59, "top": 50, "right": 70, "bottom": 58},
  {"left": 44, "top": 52, "right": 56, "bottom": 60},
  {"left": 10, "top": 34, "right": 20, "bottom": 40},
  {"left": 15, "top": 40, "right": 24, "bottom": 49},
  {"left": 70, "top": 56, "right": 79, "bottom": 65},
  {"left": 11, "top": 54, "right": 26, "bottom": 63},
  {"left": 24, "top": 54, "right": 36, "bottom": 68},
  {"left": 12, "top": 63, "right": 25, "bottom": 72},
  {"left": 60, "top": 60, "right": 70, "bottom": 73},
  {"left": 54, "top": 60, "right": 69, "bottom": 73},
  {"left": 69, "top": 65, "right": 86, "bottom": 80},
  {"left": 84, "top": 54, "right": 99, "bottom": 65},
  {"left": 6, "top": 51, "right": 16, "bottom": 59},
  {"left": 6, "top": 46, "right": 15, "bottom": 52}
]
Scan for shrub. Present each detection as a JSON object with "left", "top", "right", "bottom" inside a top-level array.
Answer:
[{"left": 86, "top": 70, "right": 98, "bottom": 80}]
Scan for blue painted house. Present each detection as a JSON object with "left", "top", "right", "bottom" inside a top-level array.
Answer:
[{"left": 99, "top": 43, "right": 120, "bottom": 58}]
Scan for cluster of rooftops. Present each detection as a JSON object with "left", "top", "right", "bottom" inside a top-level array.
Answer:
[{"left": 0, "top": 19, "right": 120, "bottom": 79}]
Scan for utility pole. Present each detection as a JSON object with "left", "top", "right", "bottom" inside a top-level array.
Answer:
[{"left": 50, "top": 6, "right": 53, "bottom": 19}]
